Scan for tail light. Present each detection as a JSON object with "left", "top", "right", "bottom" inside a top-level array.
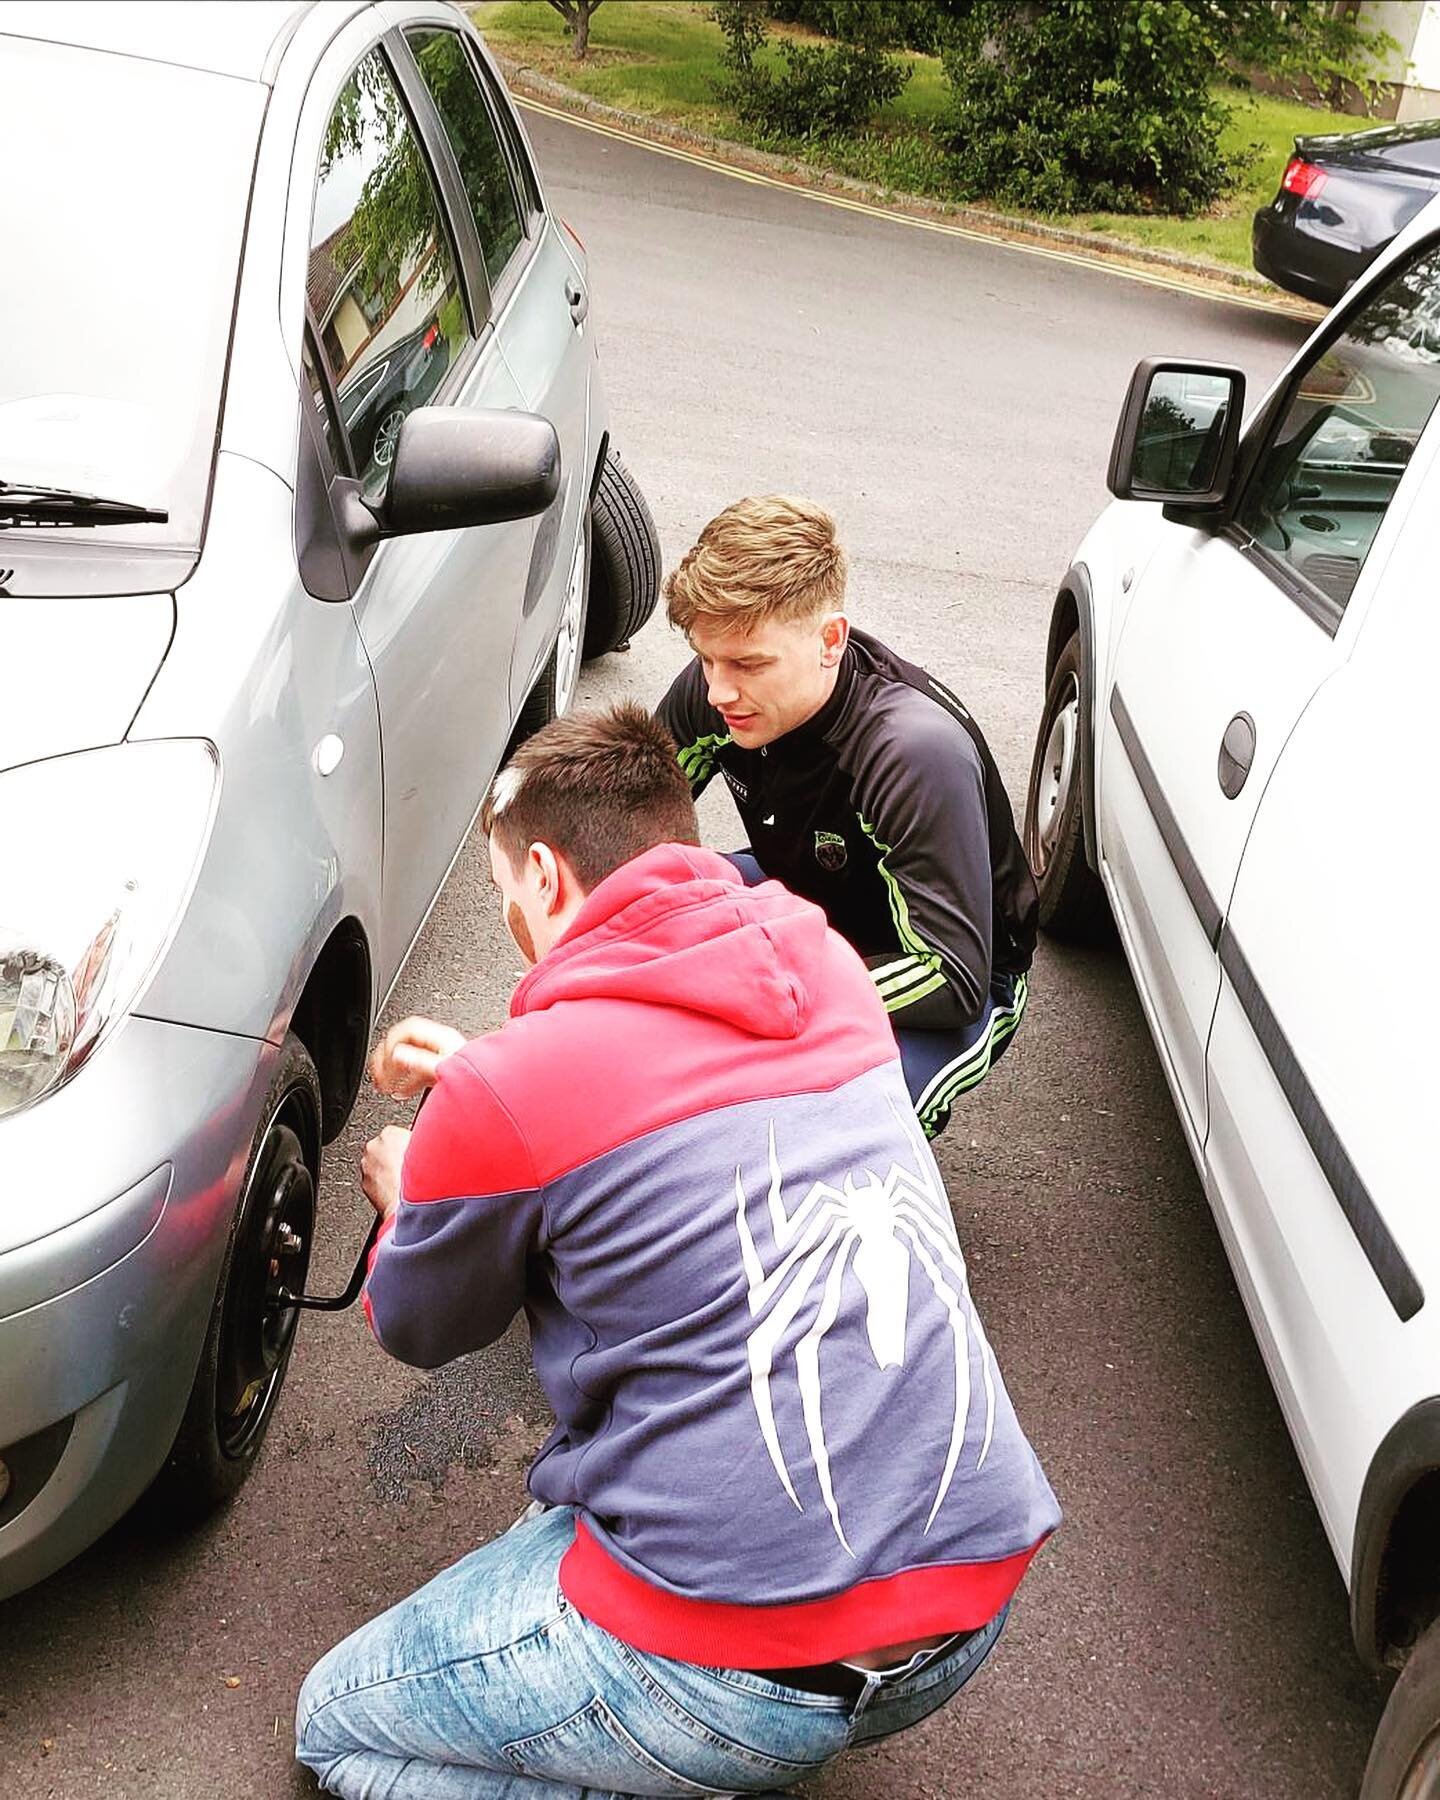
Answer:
[
  {"left": 1281, "top": 158, "right": 1328, "bottom": 200},
  {"left": 422, "top": 323, "right": 439, "bottom": 350}
]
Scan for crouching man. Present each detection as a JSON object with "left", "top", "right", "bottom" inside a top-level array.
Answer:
[
  {"left": 295, "top": 704, "right": 1059, "bottom": 1800},
  {"left": 657, "top": 496, "right": 1039, "bottom": 1140}
]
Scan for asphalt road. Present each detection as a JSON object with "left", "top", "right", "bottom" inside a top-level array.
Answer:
[{"left": 2, "top": 105, "right": 1386, "bottom": 1800}]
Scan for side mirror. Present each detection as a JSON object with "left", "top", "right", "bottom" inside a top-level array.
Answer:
[
  {"left": 350, "top": 406, "right": 561, "bottom": 544},
  {"left": 1106, "top": 359, "right": 1245, "bottom": 511}
]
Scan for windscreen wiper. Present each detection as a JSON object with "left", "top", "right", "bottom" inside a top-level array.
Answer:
[{"left": 0, "top": 479, "right": 168, "bottom": 529}]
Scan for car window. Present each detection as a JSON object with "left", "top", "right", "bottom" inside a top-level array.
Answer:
[
  {"left": 405, "top": 28, "right": 526, "bottom": 291},
  {"left": 1236, "top": 241, "right": 1440, "bottom": 613},
  {"left": 310, "top": 50, "right": 472, "bottom": 501}
]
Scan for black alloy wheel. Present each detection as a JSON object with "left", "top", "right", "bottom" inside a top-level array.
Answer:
[
  {"left": 215, "top": 1119, "right": 314, "bottom": 1458},
  {"left": 146, "top": 1035, "right": 321, "bottom": 1523}
]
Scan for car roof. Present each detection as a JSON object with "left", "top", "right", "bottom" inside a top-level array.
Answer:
[{"left": 0, "top": 1, "right": 367, "bottom": 83}]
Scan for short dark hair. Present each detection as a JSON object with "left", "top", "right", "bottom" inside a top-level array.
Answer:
[{"left": 481, "top": 702, "right": 699, "bottom": 891}]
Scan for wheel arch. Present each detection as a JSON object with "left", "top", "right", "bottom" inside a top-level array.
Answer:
[
  {"left": 1353, "top": 1400, "right": 1440, "bottom": 1674},
  {"left": 1045, "top": 566, "right": 1099, "bottom": 874},
  {"left": 287, "top": 916, "right": 372, "bottom": 1146},
  {"left": 589, "top": 427, "right": 610, "bottom": 503}
]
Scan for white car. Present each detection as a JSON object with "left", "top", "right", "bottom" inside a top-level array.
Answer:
[{"left": 1022, "top": 202, "right": 1440, "bottom": 1795}]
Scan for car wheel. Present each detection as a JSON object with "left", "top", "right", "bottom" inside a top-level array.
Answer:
[
  {"left": 553, "top": 511, "right": 590, "bottom": 718},
  {"left": 1023, "top": 630, "right": 1111, "bottom": 942},
  {"left": 145, "top": 1034, "right": 320, "bottom": 1523},
  {"left": 371, "top": 403, "right": 409, "bottom": 470},
  {"left": 1361, "top": 1619, "right": 1440, "bottom": 1798},
  {"left": 582, "top": 448, "right": 660, "bottom": 659}
]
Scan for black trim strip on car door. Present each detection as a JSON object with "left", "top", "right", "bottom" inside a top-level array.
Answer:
[
  {"left": 1109, "top": 689, "right": 1222, "bottom": 948},
  {"left": 1109, "top": 687, "right": 1422, "bottom": 1322},
  {"left": 1218, "top": 928, "right": 1423, "bottom": 1322}
]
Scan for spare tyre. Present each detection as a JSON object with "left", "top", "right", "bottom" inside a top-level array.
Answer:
[{"left": 583, "top": 447, "right": 661, "bottom": 659}]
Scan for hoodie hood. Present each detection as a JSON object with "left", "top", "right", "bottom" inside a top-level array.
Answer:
[{"left": 511, "top": 844, "right": 828, "bottom": 1042}]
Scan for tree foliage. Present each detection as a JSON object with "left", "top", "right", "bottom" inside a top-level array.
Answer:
[
  {"left": 711, "top": 0, "right": 910, "bottom": 138},
  {"left": 940, "top": 0, "right": 1396, "bottom": 218},
  {"left": 323, "top": 57, "right": 448, "bottom": 315}
]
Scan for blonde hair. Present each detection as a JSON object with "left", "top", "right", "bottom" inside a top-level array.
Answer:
[{"left": 664, "top": 496, "right": 847, "bottom": 634}]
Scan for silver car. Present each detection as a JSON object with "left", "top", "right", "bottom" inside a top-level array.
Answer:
[{"left": 0, "top": 0, "right": 659, "bottom": 1599}]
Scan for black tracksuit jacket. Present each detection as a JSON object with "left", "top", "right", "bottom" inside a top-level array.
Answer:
[{"left": 657, "top": 629, "right": 1038, "bottom": 1031}]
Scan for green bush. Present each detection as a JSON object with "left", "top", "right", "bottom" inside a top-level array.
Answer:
[
  {"left": 763, "top": 1, "right": 957, "bottom": 54},
  {"left": 712, "top": 0, "right": 910, "bottom": 138},
  {"left": 939, "top": 0, "right": 1396, "bottom": 219}
]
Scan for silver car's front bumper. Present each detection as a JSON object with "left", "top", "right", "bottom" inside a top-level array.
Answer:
[{"left": 0, "top": 1015, "right": 273, "bottom": 1600}]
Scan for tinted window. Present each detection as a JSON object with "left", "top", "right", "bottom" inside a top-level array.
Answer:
[
  {"left": 1237, "top": 242, "right": 1440, "bottom": 612},
  {"left": 406, "top": 29, "right": 526, "bottom": 290},
  {"left": 311, "top": 51, "right": 471, "bottom": 500}
]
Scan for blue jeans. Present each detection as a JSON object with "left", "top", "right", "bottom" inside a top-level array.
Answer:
[
  {"left": 295, "top": 1506, "right": 1007, "bottom": 1798},
  {"left": 724, "top": 852, "right": 1027, "bottom": 1140}
]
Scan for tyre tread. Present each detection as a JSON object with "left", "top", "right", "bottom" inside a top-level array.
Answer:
[{"left": 584, "top": 448, "right": 660, "bottom": 657}]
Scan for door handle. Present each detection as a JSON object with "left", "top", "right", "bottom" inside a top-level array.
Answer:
[
  {"left": 565, "top": 277, "right": 588, "bottom": 326},
  {"left": 1217, "top": 712, "right": 1256, "bottom": 798}
]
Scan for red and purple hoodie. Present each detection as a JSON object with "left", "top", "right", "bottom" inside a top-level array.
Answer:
[{"left": 363, "top": 844, "right": 1059, "bottom": 1668}]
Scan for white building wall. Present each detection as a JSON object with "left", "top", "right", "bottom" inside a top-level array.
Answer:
[
  {"left": 1359, "top": 0, "right": 1440, "bottom": 119},
  {"left": 1402, "top": 0, "right": 1440, "bottom": 112}
]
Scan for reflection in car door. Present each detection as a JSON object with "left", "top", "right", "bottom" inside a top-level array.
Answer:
[
  {"left": 404, "top": 25, "right": 593, "bottom": 713},
  {"left": 309, "top": 44, "right": 534, "bottom": 991}
]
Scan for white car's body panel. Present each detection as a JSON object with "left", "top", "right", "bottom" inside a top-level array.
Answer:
[
  {"left": 0, "top": 594, "right": 174, "bottom": 770},
  {"left": 1066, "top": 193, "right": 1440, "bottom": 1622},
  {"left": 1099, "top": 523, "right": 1340, "bottom": 1139},
  {"left": 1206, "top": 426, "right": 1440, "bottom": 1578}
]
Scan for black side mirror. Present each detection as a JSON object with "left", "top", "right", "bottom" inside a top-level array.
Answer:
[
  {"left": 1106, "top": 359, "right": 1246, "bottom": 511},
  {"left": 347, "top": 406, "right": 561, "bottom": 544}
]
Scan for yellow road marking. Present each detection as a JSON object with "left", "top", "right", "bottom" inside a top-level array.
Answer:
[{"left": 517, "top": 93, "right": 1315, "bottom": 322}]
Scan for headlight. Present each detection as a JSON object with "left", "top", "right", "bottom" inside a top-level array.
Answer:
[{"left": 0, "top": 740, "right": 219, "bottom": 1118}]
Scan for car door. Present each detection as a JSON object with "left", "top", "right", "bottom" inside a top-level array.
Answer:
[
  {"left": 305, "top": 38, "right": 534, "bottom": 991},
  {"left": 1203, "top": 278, "right": 1440, "bottom": 1563},
  {"left": 1097, "top": 242, "right": 1440, "bottom": 1151},
  {"left": 402, "top": 25, "right": 593, "bottom": 715}
]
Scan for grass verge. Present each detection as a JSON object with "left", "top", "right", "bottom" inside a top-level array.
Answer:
[{"left": 472, "top": 0, "right": 1362, "bottom": 275}]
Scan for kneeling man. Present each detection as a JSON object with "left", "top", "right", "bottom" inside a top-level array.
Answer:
[{"left": 296, "top": 704, "right": 1058, "bottom": 1800}]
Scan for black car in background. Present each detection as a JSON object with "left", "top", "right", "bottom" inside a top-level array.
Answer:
[
  {"left": 1253, "top": 117, "right": 1440, "bottom": 305},
  {"left": 336, "top": 314, "right": 452, "bottom": 491}
]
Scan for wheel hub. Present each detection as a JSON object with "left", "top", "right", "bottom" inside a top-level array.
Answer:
[
  {"left": 216, "top": 1119, "right": 314, "bottom": 1459},
  {"left": 373, "top": 406, "right": 407, "bottom": 468},
  {"left": 554, "top": 533, "right": 586, "bottom": 716},
  {"left": 1033, "top": 676, "right": 1079, "bottom": 868}
]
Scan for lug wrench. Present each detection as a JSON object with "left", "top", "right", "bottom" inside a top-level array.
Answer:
[{"left": 268, "top": 1089, "right": 428, "bottom": 1314}]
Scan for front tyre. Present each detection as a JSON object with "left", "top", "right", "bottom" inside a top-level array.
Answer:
[
  {"left": 1023, "top": 631, "right": 1111, "bottom": 943},
  {"left": 146, "top": 1034, "right": 321, "bottom": 1523},
  {"left": 1361, "top": 1621, "right": 1440, "bottom": 1799},
  {"left": 582, "top": 448, "right": 660, "bottom": 659}
]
